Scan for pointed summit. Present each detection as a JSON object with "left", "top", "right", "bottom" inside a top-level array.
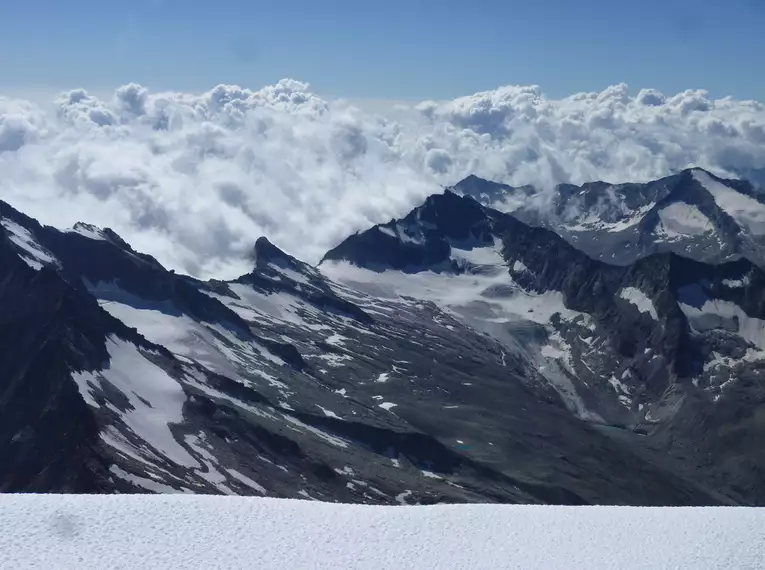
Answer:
[
  {"left": 322, "top": 190, "right": 499, "bottom": 271},
  {"left": 251, "top": 236, "right": 315, "bottom": 277},
  {"left": 252, "top": 236, "right": 292, "bottom": 266}
]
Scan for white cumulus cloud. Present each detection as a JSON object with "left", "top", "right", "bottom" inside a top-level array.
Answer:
[{"left": 0, "top": 79, "right": 763, "bottom": 278}]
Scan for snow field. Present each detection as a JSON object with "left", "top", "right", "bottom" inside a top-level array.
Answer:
[{"left": 0, "top": 496, "right": 763, "bottom": 570}]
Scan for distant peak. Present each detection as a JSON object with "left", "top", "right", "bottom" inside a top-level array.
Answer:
[
  {"left": 69, "top": 222, "right": 107, "bottom": 241},
  {"left": 253, "top": 236, "right": 288, "bottom": 263},
  {"left": 457, "top": 173, "right": 485, "bottom": 184},
  {"left": 449, "top": 174, "right": 536, "bottom": 209},
  {"left": 254, "top": 235, "right": 277, "bottom": 251},
  {"left": 251, "top": 237, "right": 307, "bottom": 273}
]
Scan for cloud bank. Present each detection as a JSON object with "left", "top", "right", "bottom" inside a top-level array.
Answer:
[{"left": 0, "top": 79, "right": 764, "bottom": 278}]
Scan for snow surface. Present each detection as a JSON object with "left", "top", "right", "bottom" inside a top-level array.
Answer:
[
  {"left": 267, "top": 261, "right": 312, "bottom": 285},
  {"left": 449, "top": 238, "right": 505, "bottom": 265},
  {"left": 377, "top": 225, "right": 397, "bottom": 238},
  {"left": 71, "top": 336, "right": 198, "bottom": 468},
  {"left": 210, "top": 282, "right": 313, "bottom": 327},
  {"left": 656, "top": 202, "right": 715, "bottom": 238},
  {"left": 67, "top": 222, "right": 107, "bottom": 241},
  {"left": 619, "top": 287, "right": 659, "bottom": 320},
  {"left": 321, "top": 256, "right": 583, "bottom": 326},
  {"left": 91, "top": 281, "right": 287, "bottom": 383},
  {"left": 563, "top": 192, "right": 656, "bottom": 233},
  {"left": 1, "top": 496, "right": 763, "bottom": 570},
  {"left": 723, "top": 277, "right": 749, "bottom": 288},
  {"left": 693, "top": 170, "right": 765, "bottom": 235},
  {"left": 680, "top": 298, "right": 765, "bottom": 350},
  {"left": 1, "top": 217, "right": 59, "bottom": 270}
]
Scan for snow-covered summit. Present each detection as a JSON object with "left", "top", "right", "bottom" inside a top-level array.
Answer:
[{"left": 451, "top": 168, "right": 765, "bottom": 267}]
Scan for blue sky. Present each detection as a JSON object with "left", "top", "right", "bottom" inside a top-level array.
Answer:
[{"left": 1, "top": 0, "right": 764, "bottom": 101}]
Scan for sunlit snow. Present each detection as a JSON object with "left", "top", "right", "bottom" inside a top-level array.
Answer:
[
  {"left": 656, "top": 202, "right": 715, "bottom": 238},
  {"left": 0, "top": 217, "right": 59, "bottom": 270},
  {"left": 618, "top": 287, "right": 659, "bottom": 320},
  {"left": 71, "top": 336, "right": 198, "bottom": 468},
  {"left": 693, "top": 170, "right": 765, "bottom": 235},
  {"left": 1, "top": 496, "right": 762, "bottom": 570}
]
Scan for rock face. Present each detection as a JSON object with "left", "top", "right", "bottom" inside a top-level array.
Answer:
[{"left": 2, "top": 170, "right": 765, "bottom": 506}]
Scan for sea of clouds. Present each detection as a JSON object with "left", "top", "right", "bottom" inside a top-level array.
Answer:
[{"left": 1, "top": 79, "right": 764, "bottom": 278}]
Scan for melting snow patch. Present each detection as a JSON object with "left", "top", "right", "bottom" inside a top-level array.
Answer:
[
  {"left": 421, "top": 470, "right": 443, "bottom": 479},
  {"left": 395, "top": 490, "right": 413, "bottom": 504},
  {"left": 607, "top": 375, "right": 633, "bottom": 407},
  {"left": 67, "top": 222, "right": 107, "bottom": 241},
  {"left": 565, "top": 197, "right": 656, "bottom": 233},
  {"left": 619, "top": 287, "right": 658, "bottom": 320},
  {"left": 320, "top": 260, "right": 585, "bottom": 326},
  {"left": 267, "top": 263, "right": 311, "bottom": 285},
  {"left": 316, "top": 405, "right": 341, "bottom": 419},
  {"left": 324, "top": 333, "right": 347, "bottom": 347},
  {"left": 1, "top": 218, "right": 59, "bottom": 270},
  {"left": 694, "top": 170, "right": 765, "bottom": 235},
  {"left": 315, "top": 353, "right": 353, "bottom": 367},
  {"left": 378, "top": 402, "right": 397, "bottom": 411},
  {"left": 92, "top": 285, "right": 283, "bottom": 379},
  {"left": 538, "top": 356, "right": 603, "bottom": 423},
  {"left": 680, "top": 298, "right": 765, "bottom": 350},
  {"left": 656, "top": 202, "right": 714, "bottom": 238},
  {"left": 72, "top": 336, "right": 198, "bottom": 468},
  {"left": 723, "top": 277, "right": 749, "bottom": 288},
  {"left": 450, "top": 239, "right": 504, "bottom": 266},
  {"left": 396, "top": 223, "right": 423, "bottom": 244},
  {"left": 109, "top": 466, "right": 192, "bottom": 494},
  {"left": 184, "top": 433, "right": 235, "bottom": 495},
  {"left": 282, "top": 414, "right": 348, "bottom": 448},
  {"left": 225, "top": 469, "right": 267, "bottom": 495},
  {"left": 375, "top": 372, "right": 390, "bottom": 383}
]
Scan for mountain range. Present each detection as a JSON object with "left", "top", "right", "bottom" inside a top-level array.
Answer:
[{"left": 2, "top": 167, "right": 764, "bottom": 506}]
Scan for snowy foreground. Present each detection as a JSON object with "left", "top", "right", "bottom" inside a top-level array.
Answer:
[{"left": 1, "top": 496, "right": 764, "bottom": 569}]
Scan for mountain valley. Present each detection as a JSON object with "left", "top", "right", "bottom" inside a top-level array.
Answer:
[{"left": 2, "top": 168, "right": 764, "bottom": 506}]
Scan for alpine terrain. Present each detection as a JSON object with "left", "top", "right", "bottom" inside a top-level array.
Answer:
[{"left": 2, "top": 167, "right": 764, "bottom": 506}]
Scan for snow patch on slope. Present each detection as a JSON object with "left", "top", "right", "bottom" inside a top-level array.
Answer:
[
  {"left": 656, "top": 202, "right": 715, "bottom": 238},
  {"left": 693, "top": 170, "right": 765, "bottom": 235},
  {"left": 723, "top": 276, "right": 749, "bottom": 288},
  {"left": 91, "top": 282, "right": 286, "bottom": 380},
  {"left": 67, "top": 222, "right": 107, "bottom": 241},
  {"left": 618, "top": 287, "right": 658, "bottom": 320},
  {"left": 449, "top": 239, "right": 504, "bottom": 266},
  {"left": 680, "top": 298, "right": 765, "bottom": 351},
  {"left": 321, "top": 259, "right": 583, "bottom": 326},
  {"left": 213, "top": 283, "right": 313, "bottom": 328},
  {"left": 71, "top": 336, "right": 198, "bottom": 468},
  {"left": 564, "top": 194, "right": 655, "bottom": 234},
  {"left": 1, "top": 218, "right": 59, "bottom": 270}
]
